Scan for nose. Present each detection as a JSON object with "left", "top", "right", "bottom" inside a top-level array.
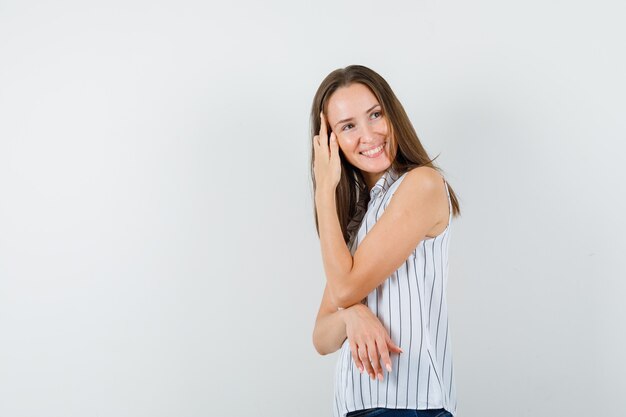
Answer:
[{"left": 359, "top": 122, "right": 376, "bottom": 143}]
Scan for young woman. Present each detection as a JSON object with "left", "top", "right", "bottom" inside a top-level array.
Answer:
[{"left": 311, "top": 65, "right": 461, "bottom": 417}]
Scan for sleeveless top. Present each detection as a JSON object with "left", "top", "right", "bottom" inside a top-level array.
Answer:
[{"left": 332, "top": 166, "right": 457, "bottom": 417}]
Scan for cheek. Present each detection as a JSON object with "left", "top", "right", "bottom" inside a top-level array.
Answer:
[{"left": 337, "top": 134, "right": 357, "bottom": 150}]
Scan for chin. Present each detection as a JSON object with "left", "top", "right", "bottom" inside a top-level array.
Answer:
[{"left": 355, "top": 157, "right": 392, "bottom": 174}]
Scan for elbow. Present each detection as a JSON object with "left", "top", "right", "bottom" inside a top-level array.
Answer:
[
  {"left": 329, "top": 272, "right": 361, "bottom": 309},
  {"left": 333, "top": 298, "right": 352, "bottom": 310},
  {"left": 312, "top": 330, "right": 330, "bottom": 356},
  {"left": 331, "top": 286, "right": 355, "bottom": 310},
  {"left": 314, "top": 344, "right": 329, "bottom": 356}
]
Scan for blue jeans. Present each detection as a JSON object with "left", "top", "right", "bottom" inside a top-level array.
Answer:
[{"left": 346, "top": 408, "right": 452, "bottom": 417}]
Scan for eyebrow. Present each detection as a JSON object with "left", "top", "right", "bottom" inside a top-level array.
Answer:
[{"left": 333, "top": 104, "right": 381, "bottom": 129}]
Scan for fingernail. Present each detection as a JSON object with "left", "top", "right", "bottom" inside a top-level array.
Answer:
[{"left": 386, "top": 363, "right": 392, "bottom": 372}]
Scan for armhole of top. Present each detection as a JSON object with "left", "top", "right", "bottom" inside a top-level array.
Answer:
[{"left": 443, "top": 178, "right": 452, "bottom": 225}]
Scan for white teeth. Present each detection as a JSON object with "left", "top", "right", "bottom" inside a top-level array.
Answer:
[{"left": 361, "top": 143, "right": 384, "bottom": 156}]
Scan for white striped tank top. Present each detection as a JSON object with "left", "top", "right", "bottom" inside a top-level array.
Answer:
[{"left": 333, "top": 166, "right": 457, "bottom": 417}]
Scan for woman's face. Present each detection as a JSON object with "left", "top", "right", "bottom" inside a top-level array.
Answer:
[{"left": 325, "top": 83, "right": 396, "bottom": 186}]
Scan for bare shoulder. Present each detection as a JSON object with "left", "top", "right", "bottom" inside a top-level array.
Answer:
[
  {"left": 400, "top": 166, "right": 444, "bottom": 194},
  {"left": 391, "top": 166, "right": 448, "bottom": 235}
]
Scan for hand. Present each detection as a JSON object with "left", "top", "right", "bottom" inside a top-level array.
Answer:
[
  {"left": 343, "top": 303, "right": 403, "bottom": 382},
  {"left": 313, "top": 112, "right": 341, "bottom": 194}
]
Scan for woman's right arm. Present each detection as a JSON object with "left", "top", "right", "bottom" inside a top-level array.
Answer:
[
  {"left": 313, "top": 283, "right": 402, "bottom": 381},
  {"left": 312, "top": 283, "right": 349, "bottom": 356}
]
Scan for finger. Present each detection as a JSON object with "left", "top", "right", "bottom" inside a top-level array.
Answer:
[
  {"left": 357, "top": 344, "right": 370, "bottom": 375},
  {"left": 349, "top": 342, "right": 364, "bottom": 373},
  {"left": 330, "top": 132, "right": 340, "bottom": 159},
  {"left": 377, "top": 338, "right": 393, "bottom": 375},
  {"left": 319, "top": 112, "right": 328, "bottom": 149},
  {"left": 357, "top": 343, "right": 374, "bottom": 378},
  {"left": 313, "top": 135, "right": 321, "bottom": 162},
  {"left": 363, "top": 341, "right": 378, "bottom": 380},
  {"left": 365, "top": 338, "right": 383, "bottom": 382},
  {"left": 388, "top": 340, "right": 403, "bottom": 354}
]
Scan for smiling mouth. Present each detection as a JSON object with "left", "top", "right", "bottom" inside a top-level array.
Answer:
[{"left": 360, "top": 142, "right": 386, "bottom": 157}]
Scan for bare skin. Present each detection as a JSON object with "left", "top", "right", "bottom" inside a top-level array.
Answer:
[
  {"left": 313, "top": 283, "right": 402, "bottom": 381},
  {"left": 311, "top": 82, "right": 450, "bottom": 381}
]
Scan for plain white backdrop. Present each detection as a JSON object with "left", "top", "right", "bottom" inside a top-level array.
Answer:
[{"left": 1, "top": 1, "right": 625, "bottom": 416}]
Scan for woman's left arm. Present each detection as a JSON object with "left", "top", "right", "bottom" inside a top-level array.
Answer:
[
  {"left": 316, "top": 167, "right": 444, "bottom": 309},
  {"left": 313, "top": 112, "right": 444, "bottom": 310}
]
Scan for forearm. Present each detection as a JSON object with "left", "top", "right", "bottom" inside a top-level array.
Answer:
[
  {"left": 316, "top": 192, "right": 353, "bottom": 306},
  {"left": 313, "top": 308, "right": 349, "bottom": 356}
]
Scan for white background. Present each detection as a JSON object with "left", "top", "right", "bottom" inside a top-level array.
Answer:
[{"left": 1, "top": 1, "right": 625, "bottom": 416}]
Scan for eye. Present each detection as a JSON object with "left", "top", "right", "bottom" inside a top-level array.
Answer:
[
  {"left": 342, "top": 123, "right": 354, "bottom": 131},
  {"left": 370, "top": 111, "right": 382, "bottom": 119}
]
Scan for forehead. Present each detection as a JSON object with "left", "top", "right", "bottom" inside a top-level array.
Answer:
[{"left": 326, "top": 83, "right": 379, "bottom": 123}]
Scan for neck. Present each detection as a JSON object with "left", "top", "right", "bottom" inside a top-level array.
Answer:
[{"left": 364, "top": 168, "right": 390, "bottom": 190}]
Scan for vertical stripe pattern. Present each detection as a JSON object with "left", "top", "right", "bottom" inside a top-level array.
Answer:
[{"left": 332, "top": 167, "right": 457, "bottom": 417}]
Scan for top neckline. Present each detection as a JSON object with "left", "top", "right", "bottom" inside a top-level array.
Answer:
[{"left": 369, "top": 166, "right": 402, "bottom": 199}]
